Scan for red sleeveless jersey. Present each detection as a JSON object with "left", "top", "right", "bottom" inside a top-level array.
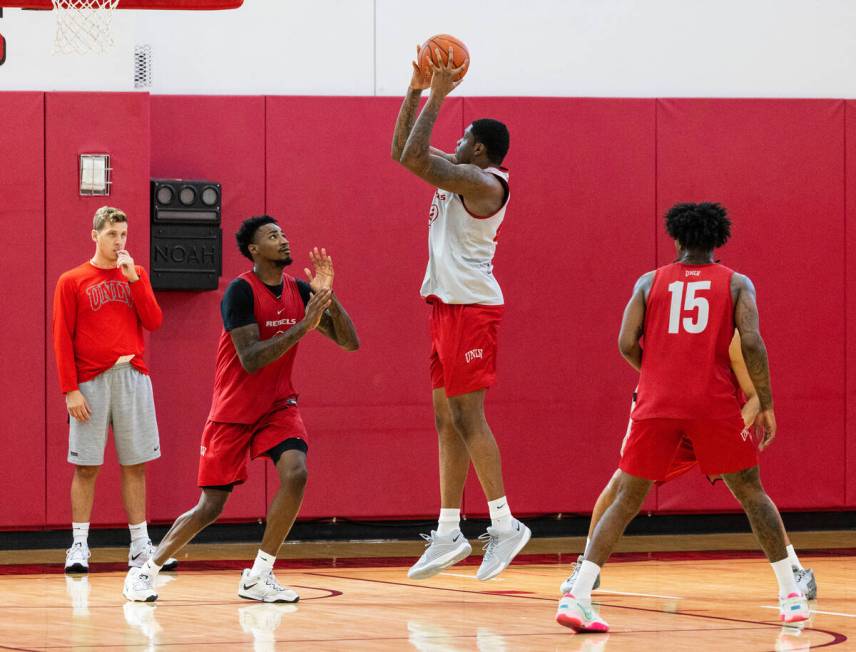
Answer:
[
  {"left": 632, "top": 262, "right": 741, "bottom": 420},
  {"left": 208, "top": 271, "right": 305, "bottom": 424}
]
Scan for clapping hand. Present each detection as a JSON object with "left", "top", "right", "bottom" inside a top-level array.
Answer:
[{"left": 304, "top": 247, "right": 334, "bottom": 293}]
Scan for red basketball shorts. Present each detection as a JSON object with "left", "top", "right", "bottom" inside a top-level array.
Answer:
[
  {"left": 197, "top": 398, "right": 308, "bottom": 487},
  {"left": 619, "top": 415, "right": 758, "bottom": 481},
  {"left": 429, "top": 301, "right": 504, "bottom": 398}
]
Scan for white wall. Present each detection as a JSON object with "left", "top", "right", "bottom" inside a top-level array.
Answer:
[{"left": 2, "top": 0, "right": 856, "bottom": 97}]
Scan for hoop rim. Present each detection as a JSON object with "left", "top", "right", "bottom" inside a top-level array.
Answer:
[{"left": 0, "top": 0, "right": 242, "bottom": 9}]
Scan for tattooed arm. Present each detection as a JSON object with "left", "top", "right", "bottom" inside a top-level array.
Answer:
[
  {"left": 398, "top": 48, "right": 504, "bottom": 214},
  {"left": 315, "top": 295, "right": 359, "bottom": 351},
  {"left": 618, "top": 272, "right": 654, "bottom": 371},
  {"left": 230, "top": 289, "right": 332, "bottom": 374},
  {"left": 733, "top": 273, "right": 777, "bottom": 449},
  {"left": 391, "top": 46, "right": 432, "bottom": 161}
]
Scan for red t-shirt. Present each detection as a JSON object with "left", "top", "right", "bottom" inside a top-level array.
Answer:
[
  {"left": 632, "top": 262, "right": 741, "bottom": 420},
  {"left": 208, "top": 271, "right": 306, "bottom": 424},
  {"left": 52, "top": 261, "right": 163, "bottom": 393}
]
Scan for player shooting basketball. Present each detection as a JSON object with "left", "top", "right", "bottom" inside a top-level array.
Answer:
[{"left": 391, "top": 42, "right": 530, "bottom": 581}]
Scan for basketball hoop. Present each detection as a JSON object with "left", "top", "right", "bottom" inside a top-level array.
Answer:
[{"left": 51, "top": 0, "right": 119, "bottom": 55}]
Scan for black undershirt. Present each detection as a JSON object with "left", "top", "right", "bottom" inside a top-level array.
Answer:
[{"left": 221, "top": 276, "right": 312, "bottom": 331}]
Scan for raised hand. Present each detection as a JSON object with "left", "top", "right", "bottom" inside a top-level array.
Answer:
[
  {"left": 428, "top": 46, "right": 468, "bottom": 99},
  {"left": 116, "top": 250, "right": 139, "bottom": 282},
  {"left": 410, "top": 44, "right": 431, "bottom": 90},
  {"left": 302, "top": 288, "right": 332, "bottom": 331},
  {"left": 304, "top": 247, "right": 334, "bottom": 293}
]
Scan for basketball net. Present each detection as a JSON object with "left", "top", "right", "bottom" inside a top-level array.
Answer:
[{"left": 51, "top": 0, "right": 119, "bottom": 55}]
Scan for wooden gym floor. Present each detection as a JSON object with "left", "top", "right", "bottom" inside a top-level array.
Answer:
[{"left": 0, "top": 531, "right": 853, "bottom": 651}]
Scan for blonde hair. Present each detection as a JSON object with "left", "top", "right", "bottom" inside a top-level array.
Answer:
[{"left": 92, "top": 206, "right": 127, "bottom": 232}]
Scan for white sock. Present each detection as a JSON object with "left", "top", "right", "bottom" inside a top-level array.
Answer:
[
  {"left": 571, "top": 560, "right": 601, "bottom": 599},
  {"left": 141, "top": 558, "right": 162, "bottom": 578},
  {"left": 786, "top": 544, "right": 804, "bottom": 571},
  {"left": 250, "top": 550, "right": 276, "bottom": 578},
  {"left": 772, "top": 557, "right": 800, "bottom": 598},
  {"left": 72, "top": 522, "right": 89, "bottom": 546},
  {"left": 129, "top": 521, "right": 149, "bottom": 545},
  {"left": 437, "top": 508, "right": 461, "bottom": 536},
  {"left": 583, "top": 537, "right": 591, "bottom": 557},
  {"left": 488, "top": 496, "right": 513, "bottom": 532}
]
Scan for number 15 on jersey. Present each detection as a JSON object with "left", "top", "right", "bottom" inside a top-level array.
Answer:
[{"left": 667, "top": 281, "right": 711, "bottom": 334}]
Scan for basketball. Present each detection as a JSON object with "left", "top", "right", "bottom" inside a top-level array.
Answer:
[{"left": 418, "top": 34, "right": 470, "bottom": 81}]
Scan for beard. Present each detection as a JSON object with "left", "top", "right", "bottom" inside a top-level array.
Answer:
[{"left": 272, "top": 254, "right": 292, "bottom": 269}]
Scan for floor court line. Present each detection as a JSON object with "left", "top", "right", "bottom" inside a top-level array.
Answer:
[
  {"left": 760, "top": 605, "right": 856, "bottom": 619},
  {"left": 594, "top": 588, "right": 684, "bottom": 600},
  {"left": 303, "top": 571, "right": 849, "bottom": 648}
]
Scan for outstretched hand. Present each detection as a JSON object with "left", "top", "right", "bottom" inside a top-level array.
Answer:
[
  {"left": 428, "top": 46, "right": 467, "bottom": 99},
  {"left": 304, "top": 247, "right": 334, "bottom": 293}
]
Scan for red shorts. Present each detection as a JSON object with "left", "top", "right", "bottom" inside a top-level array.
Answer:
[
  {"left": 197, "top": 398, "right": 308, "bottom": 487},
  {"left": 429, "top": 301, "right": 503, "bottom": 398},
  {"left": 619, "top": 416, "right": 757, "bottom": 481}
]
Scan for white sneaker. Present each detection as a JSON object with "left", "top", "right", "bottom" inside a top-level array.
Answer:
[
  {"left": 556, "top": 593, "right": 610, "bottom": 632},
  {"left": 123, "top": 566, "right": 158, "bottom": 602},
  {"left": 128, "top": 539, "right": 179, "bottom": 571},
  {"left": 238, "top": 569, "right": 299, "bottom": 603},
  {"left": 65, "top": 542, "right": 90, "bottom": 573},
  {"left": 560, "top": 554, "right": 601, "bottom": 594},
  {"left": 407, "top": 530, "right": 472, "bottom": 580},
  {"left": 779, "top": 592, "right": 810, "bottom": 624},
  {"left": 475, "top": 519, "right": 531, "bottom": 581}
]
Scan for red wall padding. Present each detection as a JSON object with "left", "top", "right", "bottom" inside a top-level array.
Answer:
[
  {"left": 3, "top": 92, "right": 854, "bottom": 531},
  {"left": 44, "top": 92, "right": 151, "bottom": 528},
  {"left": 0, "top": 93, "right": 46, "bottom": 528},
  {"left": 847, "top": 102, "right": 856, "bottom": 509},
  {"left": 148, "top": 95, "right": 268, "bottom": 522},
  {"left": 460, "top": 98, "right": 657, "bottom": 517},
  {"left": 655, "top": 99, "right": 846, "bottom": 512}
]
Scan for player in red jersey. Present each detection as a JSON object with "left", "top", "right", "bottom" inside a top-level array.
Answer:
[
  {"left": 556, "top": 203, "right": 810, "bottom": 633},
  {"left": 559, "top": 333, "right": 817, "bottom": 600},
  {"left": 123, "top": 215, "right": 359, "bottom": 603}
]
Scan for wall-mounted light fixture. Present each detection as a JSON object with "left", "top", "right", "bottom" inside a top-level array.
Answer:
[{"left": 79, "top": 154, "right": 112, "bottom": 196}]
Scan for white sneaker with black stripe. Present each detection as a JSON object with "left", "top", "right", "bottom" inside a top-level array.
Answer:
[
  {"left": 64, "top": 542, "right": 90, "bottom": 574},
  {"left": 123, "top": 566, "right": 158, "bottom": 602},
  {"left": 238, "top": 569, "right": 299, "bottom": 603},
  {"left": 128, "top": 539, "right": 178, "bottom": 572}
]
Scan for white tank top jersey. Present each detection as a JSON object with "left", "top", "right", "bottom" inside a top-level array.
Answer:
[{"left": 419, "top": 167, "right": 510, "bottom": 305}]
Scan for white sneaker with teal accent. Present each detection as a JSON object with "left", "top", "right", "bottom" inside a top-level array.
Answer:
[
  {"left": 556, "top": 593, "right": 609, "bottom": 632},
  {"left": 408, "top": 530, "right": 472, "bottom": 580},
  {"left": 475, "top": 519, "right": 531, "bottom": 581},
  {"left": 779, "top": 592, "right": 810, "bottom": 623}
]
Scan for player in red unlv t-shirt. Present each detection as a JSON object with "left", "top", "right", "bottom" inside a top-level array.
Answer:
[
  {"left": 123, "top": 216, "right": 359, "bottom": 604},
  {"left": 556, "top": 203, "right": 809, "bottom": 633}
]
